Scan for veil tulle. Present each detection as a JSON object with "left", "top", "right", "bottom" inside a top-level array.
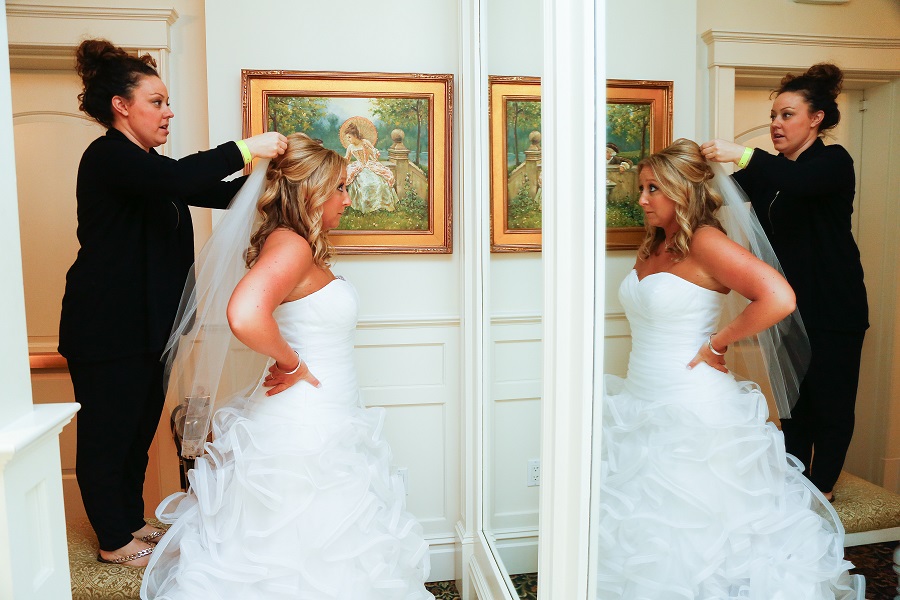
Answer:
[
  {"left": 163, "top": 160, "right": 272, "bottom": 458},
  {"left": 710, "top": 162, "right": 810, "bottom": 419}
]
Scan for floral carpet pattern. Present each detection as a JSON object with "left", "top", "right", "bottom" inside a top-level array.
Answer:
[
  {"left": 846, "top": 541, "right": 899, "bottom": 600},
  {"left": 66, "top": 519, "right": 896, "bottom": 599}
]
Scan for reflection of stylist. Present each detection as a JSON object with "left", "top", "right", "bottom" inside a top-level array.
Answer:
[
  {"left": 59, "top": 39, "right": 286, "bottom": 566},
  {"left": 701, "top": 63, "right": 867, "bottom": 502}
]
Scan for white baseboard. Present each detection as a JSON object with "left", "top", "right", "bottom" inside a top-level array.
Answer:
[
  {"left": 426, "top": 537, "right": 458, "bottom": 582},
  {"left": 492, "top": 529, "right": 538, "bottom": 575}
]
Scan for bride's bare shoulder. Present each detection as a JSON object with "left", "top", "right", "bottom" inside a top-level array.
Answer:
[{"left": 260, "top": 228, "right": 313, "bottom": 260}]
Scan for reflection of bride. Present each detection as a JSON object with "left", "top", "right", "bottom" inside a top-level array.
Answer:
[
  {"left": 597, "top": 140, "right": 863, "bottom": 599},
  {"left": 341, "top": 117, "right": 398, "bottom": 213}
]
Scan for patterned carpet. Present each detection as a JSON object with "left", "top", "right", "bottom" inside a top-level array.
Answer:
[
  {"left": 426, "top": 543, "right": 897, "bottom": 599},
  {"left": 846, "top": 541, "right": 899, "bottom": 600},
  {"left": 66, "top": 516, "right": 896, "bottom": 600}
]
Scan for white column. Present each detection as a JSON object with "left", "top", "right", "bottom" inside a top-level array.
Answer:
[
  {"left": 538, "top": 0, "right": 601, "bottom": 598},
  {"left": 0, "top": 5, "right": 79, "bottom": 599}
]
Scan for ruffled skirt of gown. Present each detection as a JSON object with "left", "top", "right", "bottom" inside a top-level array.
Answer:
[
  {"left": 597, "top": 370, "right": 865, "bottom": 600},
  {"left": 140, "top": 368, "right": 433, "bottom": 599}
]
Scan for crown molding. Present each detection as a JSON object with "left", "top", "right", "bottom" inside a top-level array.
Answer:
[
  {"left": 701, "top": 29, "right": 900, "bottom": 50},
  {"left": 701, "top": 29, "right": 900, "bottom": 79},
  {"left": 6, "top": 4, "right": 178, "bottom": 70},
  {"left": 5, "top": 4, "right": 178, "bottom": 25}
]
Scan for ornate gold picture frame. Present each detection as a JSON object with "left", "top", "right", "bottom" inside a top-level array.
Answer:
[
  {"left": 489, "top": 76, "right": 542, "bottom": 252},
  {"left": 605, "top": 79, "right": 673, "bottom": 250},
  {"left": 242, "top": 70, "right": 453, "bottom": 254}
]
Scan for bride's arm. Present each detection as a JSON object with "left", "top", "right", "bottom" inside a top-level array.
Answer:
[
  {"left": 227, "top": 229, "right": 321, "bottom": 394},
  {"left": 687, "top": 226, "right": 796, "bottom": 371}
]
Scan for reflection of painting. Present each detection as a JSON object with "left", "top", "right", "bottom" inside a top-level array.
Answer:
[
  {"left": 490, "top": 76, "right": 542, "bottom": 252},
  {"left": 243, "top": 70, "right": 453, "bottom": 254},
  {"left": 605, "top": 80, "right": 673, "bottom": 250},
  {"left": 606, "top": 103, "right": 651, "bottom": 228},
  {"left": 505, "top": 98, "right": 542, "bottom": 231}
]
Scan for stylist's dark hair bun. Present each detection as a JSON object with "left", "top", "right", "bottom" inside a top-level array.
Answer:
[
  {"left": 75, "top": 39, "right": 159, "bottom": 127},
  {"left": 776, "top": 62, "right": 843, "bottom": 133}
]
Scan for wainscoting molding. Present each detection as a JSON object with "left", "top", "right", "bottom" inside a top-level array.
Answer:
[{"left": 355, "top": 316, "right": 462, "bottom": 582}]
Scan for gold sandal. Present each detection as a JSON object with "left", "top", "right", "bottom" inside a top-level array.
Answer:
[
  {"left": 136, "top": 530, "right": 164, "bottom": 544},
  {"left": 96, "top": 546, "right": 153, "bottom": 565}
]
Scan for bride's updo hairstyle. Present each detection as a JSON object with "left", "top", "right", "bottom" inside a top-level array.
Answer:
[
  {"left": 775, "top": 62, "right": 843, "bottom": 134},
  {"left": 75, "top": 38, "right": 159, "bottom": 127},
  {"left": 246, "top": 133, "right": 346, "bottom": 269},
  {"left": 637, "top": 138, "right": 725, "bottom": 262}
]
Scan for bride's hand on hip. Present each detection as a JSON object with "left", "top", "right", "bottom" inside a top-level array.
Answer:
[
  {"left": 687, "top": 344, "right": 728, "bottom": 373},
  {"left": 263, "top": 359, "right": 321, "bottom": 395}
]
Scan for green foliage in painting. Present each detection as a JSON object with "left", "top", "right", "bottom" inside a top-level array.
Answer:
[
  {"left": 506, "top": 100, "right": 541, "bottom": 167},
  {"left": 606, "top": 194, "right": 644, "bottom": 228},
  {"left": 371, "top": 98, "right": 430, "bottom": 167},
  {"left": 507, "top": 173, "right": 542, "bottom": 230},
  {"left": 607, "top": 103, "right": 651, "bottom": 161},
  {"left": 267, "top": 96, "right": 328, "bottom": 135}
]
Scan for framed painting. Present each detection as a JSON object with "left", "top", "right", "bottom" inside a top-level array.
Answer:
[
  {"left": 241, "top": 70, "right": 453, "bottom": 254},
  {"left": 605, "top": 79, "right": 673, "bottom": 249},
  {"left": 489, "top": 76, "right": 542, "bottom": 252}
]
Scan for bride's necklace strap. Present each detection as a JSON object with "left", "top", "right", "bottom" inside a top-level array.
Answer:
[{"left": 663, "top": 232, "right": 678, "bottom": 252}]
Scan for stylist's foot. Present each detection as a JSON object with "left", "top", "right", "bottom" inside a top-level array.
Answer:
[
  {"left": 132, "top": 524, "right": 166, "bottom": 544},
  {"left": 822, "top": 491, "right": 834, "bottom": 502},
  {"left": 98, "top": 539, "right": 153, "bottom": 566}
]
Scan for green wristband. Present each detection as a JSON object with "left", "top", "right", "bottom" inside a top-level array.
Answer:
[
  {"left": 737, "top": 146, "right": 754, "bottom": 170},
  {"left": 235, "top": 139, "right": 252, "bottom": 165}
]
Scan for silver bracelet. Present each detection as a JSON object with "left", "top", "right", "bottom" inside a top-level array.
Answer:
[
  {"left": 278, "top": 350, "right": 303, "bottom": 374},
  {"left": 707, "top": 334, "right": 727, "bottom": 356}
]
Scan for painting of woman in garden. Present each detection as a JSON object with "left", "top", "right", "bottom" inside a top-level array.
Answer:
[
  {"left": 265, "top": 94, "right": 430, "bottom": 232},
  {"left": 341, "top": 117, "right": 398, "bottom": 214}
]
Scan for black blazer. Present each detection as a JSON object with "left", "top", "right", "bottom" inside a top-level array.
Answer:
[
  {"left": 733, "top": 138, "right": 868, "bottom": 332},
  {"left": 59, "top": 128, "right": 247, "bottom": 362}
]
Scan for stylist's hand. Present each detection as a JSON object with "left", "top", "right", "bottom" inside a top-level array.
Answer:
[
  {"left": 700, "top": 139, "right": 746, "bottom": 164},
  {"left": 687, "top": 343, "right": 728, "bottom": 373},
  {"left": 243, "top": 131, "right": 288, "bottom": 159},
  {"left": 263, "top": 357, "right": 321, "bottom": 395}
]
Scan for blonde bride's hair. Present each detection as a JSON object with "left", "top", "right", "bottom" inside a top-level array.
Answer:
[
  {"left": 246, "top": 133, "right": 346, "bottom": 268},
  {"left": 637, "top": 138, "right": 725, "bottom": 262}
]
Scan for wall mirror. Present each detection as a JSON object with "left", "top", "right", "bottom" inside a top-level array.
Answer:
[
  {"left": 590, "top": 3, "right": 900, "bottom": 598},
  {"left": 481, "top": 0, "right": 544, "bottom": 597}
]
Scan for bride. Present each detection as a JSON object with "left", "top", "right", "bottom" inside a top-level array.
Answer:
[
  {"left": 596, "top": 139, "right": 864, "bottom": 599},
  {"left": 141, "top": 133, "right": 434, "bottom": 599}
]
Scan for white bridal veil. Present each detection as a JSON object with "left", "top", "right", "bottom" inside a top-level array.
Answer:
[
  {"left": 710, "top": 162, "right": 811, "bottom": 419},
  {"left": 163, "top": 160, "right": 271, "bottom": 458}
]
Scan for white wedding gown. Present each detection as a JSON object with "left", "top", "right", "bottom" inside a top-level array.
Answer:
[
  {"left": 596, "top": 270, "right": 864, "bottom": 600},
  {"left": 141, "top": 278, "right": 434, "bottom": 600}
]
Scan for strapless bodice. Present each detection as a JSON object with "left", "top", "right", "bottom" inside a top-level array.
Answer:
[
  {"left": 251, "top": 277, "right": 361, "bottom": 414},
  {"left": 620, "top": 269, "right": 726, "bottom": 363},
  {"left": 273, "top": 277, "right": 358, "bottom": 363}
]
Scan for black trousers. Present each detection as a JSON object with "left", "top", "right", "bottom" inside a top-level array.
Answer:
[
  {"left": 780, "top": 328, "right": 865, "bottom": 494},
  {"left": 69, "top": 353, "right": 166, "bottom": 550}
]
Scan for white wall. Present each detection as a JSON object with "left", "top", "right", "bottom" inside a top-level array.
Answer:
[
  {"left": 603, "top": 0, "right": 699, "bottom": 375},
  {"left": 204, "top": 0, "right": 462, "bottom": 580}
]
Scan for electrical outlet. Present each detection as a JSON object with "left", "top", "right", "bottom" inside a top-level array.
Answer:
[
  {"left": 527, "top": 459, "right": 540, "bottom": 487},
  {"left": 396, "top": 467, "right": 409, "bottom": 495}
]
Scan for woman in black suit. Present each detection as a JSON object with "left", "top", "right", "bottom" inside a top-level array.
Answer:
[
  {"left": 701, "top": 63, "right": 868, "bottom": 502},
  {"left": 59, "top": 39, "right": 287, "bottom": 566}
]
